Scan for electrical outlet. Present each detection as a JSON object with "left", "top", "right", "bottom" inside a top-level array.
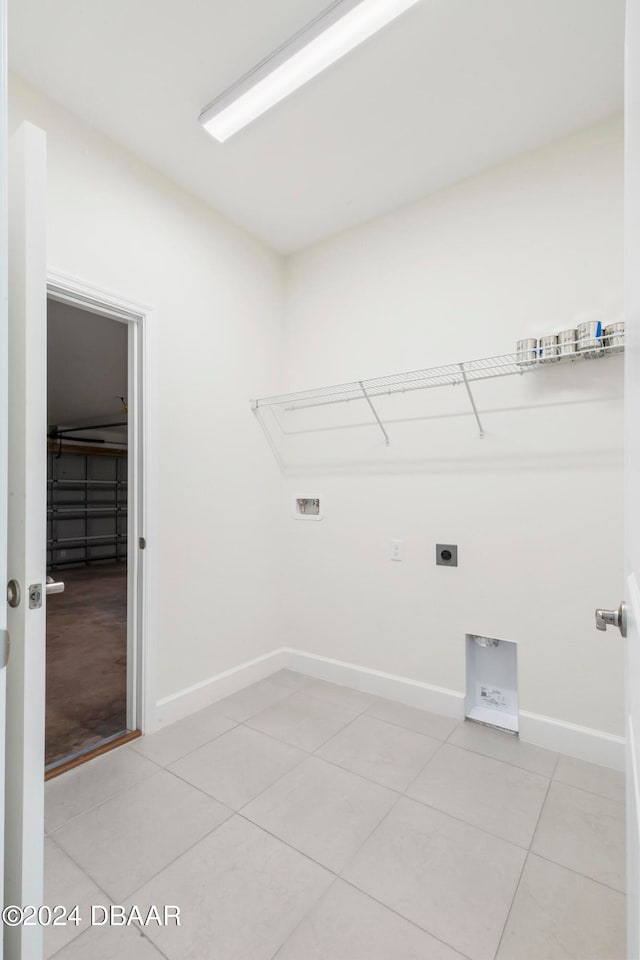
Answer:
[
  {"left": 436, "top": 544, "right": 458, "bottom": 567},
  {"left": 391, "top": 539, "right": 404, "bottom": 562}
]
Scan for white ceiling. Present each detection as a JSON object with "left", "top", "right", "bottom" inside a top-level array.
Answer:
[
  {"left": 9, "top": 0, "right": 625, "bottom": 253},
  {"left": 48, "top": 300, "right": 128, "bottom": 433}
]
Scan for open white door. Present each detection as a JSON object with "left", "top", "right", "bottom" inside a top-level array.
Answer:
[
  {"left": 0, "top": 1, "right": 9, "bottom": 957},
  {"left": 5, "top": 122, "right": 47, "bottom": 960},
  {"left": 626, "top": 0, "right": 640, "bottom": 955}
]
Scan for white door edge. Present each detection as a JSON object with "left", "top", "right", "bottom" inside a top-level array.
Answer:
[
  {"left": 629, "top": 573, "right": 640, "bottom": 836},
  {"left": 0, "top": 0, "right": 8, "bottom": 953}
]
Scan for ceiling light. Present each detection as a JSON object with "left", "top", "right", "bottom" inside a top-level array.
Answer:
[{"left": 199, "top": 0, "right": 422, "bottom": 142}]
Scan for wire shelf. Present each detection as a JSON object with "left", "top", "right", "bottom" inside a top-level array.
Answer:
[
  {"left": 252, "top": 342, "right": 624, "bottom": 413},
  {"left": 250, "top": 337, "right": 624, "bottom": 452}
]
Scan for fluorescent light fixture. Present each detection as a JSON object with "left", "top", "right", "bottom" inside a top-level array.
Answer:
[{"left": 199, "top": 0, "right": 422, "bottom": 142}]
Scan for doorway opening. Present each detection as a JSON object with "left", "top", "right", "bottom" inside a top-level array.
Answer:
[{"left": 45, "top": 292, "right": 144, "bottom": 774}]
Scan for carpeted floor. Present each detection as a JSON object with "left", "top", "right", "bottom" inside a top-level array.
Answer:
[{"left": 45, "top": 563, "right": 128, "bottom": 766}]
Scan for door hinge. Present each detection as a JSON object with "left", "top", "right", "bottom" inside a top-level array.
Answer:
[
  {"left": 0, "top": 629, "right": 10, "bottom": 668},
  {"left": 139, "top": 537, "right": 146, "bottom": 550}
]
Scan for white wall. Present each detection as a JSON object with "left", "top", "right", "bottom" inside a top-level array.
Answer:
[
  {"left": 282, "top": 117, "right": 625, "bottom": 736},
  {"left": 8, "top": 73, "right": 626, "bottom": 741},
  {"left": 8, "top": 76, "right": 285, "bottom": 705}
]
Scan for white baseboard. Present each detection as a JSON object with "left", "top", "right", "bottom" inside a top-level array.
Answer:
[
  {"left": 152, "top": 647, "right": 625, "bottom": 770},
  {"left": 152, "top": 648, "right": 288, "bottom": 730},
  {"left": 519, "top": 710, "right": 626, "bottom": 772},
  {"left": 283, "top": 648, "right": 465, "bottom": 719}
]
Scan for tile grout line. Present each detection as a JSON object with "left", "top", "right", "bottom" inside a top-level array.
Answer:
[
  {"left": 45, "top": 675, "right": 309, "bottom": 835},
  {"left": 366, "top": 712, "right": 461, "bottom": 744},
  {"left": 235, "top": 796, "right": 404, "bottom": 889},
  {"left": 46, "top": 831, "right": 116, "bottom": 907},
  {"left": 51, "top": 706, "right": 607, "bottom": 862},
  {"left": 385, "top": 789, "right": 537, "bottom": 854},
  {"left": 134, "top": 927, "right": 173, "bottom": 960},
  {"left": 492, "top": 763, "right": 556, "bottom": 960},
  {"left": 156, "top": 696, "right": 469, "bottom": 816},
  {"left": 370, "top": 703, "right": 462, "bottom": 731},
  {"left": 266, "top": 864, "right": 477, "bottom": 960},
  {"left": 323, "top": 710, "right": 450, "bottom": 748},
  {"left": 129, "top": 715, "right": 240, "bottom": 768},
  {"left": 423, "top": 740, "right": 554, "bottom": 788},
  {"left": 441, "top": 737, "right": 559, "bottom": 778},
  {"left": 298, "top": 680, "right": 377, "bottom": 713},
  {"left": 113, "top": 811, "right": 238, "bottom": 905},
  {"left": 220, "top": 675, "right": 372, "bottom": 728},
  {"left": 43, "top": 834, "right": 178, "bottom": 960},
  {"left": 169, "top": 685, "right": 621, "bottom": 794},
  {"left": 308, "top": 705, "right": 391, "bottom": 754},
  {"left": 46, "top": 748, "right": 165, "bottom": 834},
  {"left": 310, "top": 746, "right": 438, "bottom": 798},
  {"left": 238, "top": 695, "right": 375, "bottom": 756},
  {"left": 551, "top": 774, "right": 626, "bottom": 805},
  {"left": 338, "top": 874, "right": 476, "bottom": 960},
  {"left": 50, "top": 802, "right": 238, "bottom": 910},
  {"left": 263, "top": 876, "right": 342, "bottom": 960},
  {"left": 336, "top": 790, "right": 405, "bottom": 881},
  {"left": 334, "top": 791, "right": 484, "bottom": 958},
  {"left": 325, "top": 777, "right": 484, "bottom": 959},
  {"left": 235, "top": 753, "right": 537, "bottom": 876},
  {"left": 234, "top": 810, "right": 345, "bottom": 878},
  {"left": 48, "top": 922, "right": 172, "bottom": 960},
  {"left": 399, "top": 737, "right": 449, "bottom": 797},
  {"left": 237, "top": 721, "right": 404, "bottom": 800},
  {"left": 213, "top": 683, "right": 307, "bottom": 725},
  {"left": 530, "top": 849, "right": 627, "bottom": 897},
  {"left": 140, "top": 676, "right": 618, "bottom": 785},
  {"left": 187, "top": 671, "right": 319, "bottom": 728},
  {"left": 46, "top": 688, "right": 386, "bottom": 920},
  {"left": 115, "top": 695, "right": 421, "bottom": 906},
  {"left": 45, "top": 694, "right": 610, "bottom": 847},
  {"left": 168, "top": 741, "right": 311, "bottom": 814},
  {"left": 234, "top": 719, "right": 557, "bottom": 856},
  {"left": 162, "top": 725, "right": 407, "bottom": 848},
  {"left": 46, "top": 676, "right": 624, "bottom": 959}
]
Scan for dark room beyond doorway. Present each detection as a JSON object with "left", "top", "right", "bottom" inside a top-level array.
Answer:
[{"left": 46, "top": 298, "right": 131, "bottom": 771}]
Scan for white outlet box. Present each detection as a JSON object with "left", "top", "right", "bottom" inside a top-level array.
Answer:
[{"left": 391, "top": 539, "right": 404, "bottom": 561}]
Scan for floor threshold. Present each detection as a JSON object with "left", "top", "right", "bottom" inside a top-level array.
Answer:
[{"left": 44, "top": 728, "right": 141, "bottom": 780}]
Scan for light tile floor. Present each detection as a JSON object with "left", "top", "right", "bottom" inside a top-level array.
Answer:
[{"left": 44, "top": 670, "right": 626, "bottom": 960}]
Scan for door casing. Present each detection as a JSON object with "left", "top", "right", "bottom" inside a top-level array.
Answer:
[{"left": 46, "top": 269, "right": 157, "bottom": 735}]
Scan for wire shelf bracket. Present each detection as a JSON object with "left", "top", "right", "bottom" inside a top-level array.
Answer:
[
  {"left": 459, "top": 363, "right": 485, "bottom": 439},
  {"left": 359, "top": 380, "right": 390, "bottom": 446}
]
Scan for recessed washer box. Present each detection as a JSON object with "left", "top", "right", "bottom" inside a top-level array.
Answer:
[
  {"left": 294, "top": 497, "right": 323, "bottom": 520},
  {"left": 465, "top": 633, "right": 518, "bottom": 733}
]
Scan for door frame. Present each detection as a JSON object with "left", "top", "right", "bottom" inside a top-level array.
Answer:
[{"left": 45, "top": 268, "right": 157, "bottom": 735}]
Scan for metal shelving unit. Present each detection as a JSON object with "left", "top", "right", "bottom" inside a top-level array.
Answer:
[
  {"left": 251, "top": 341, "right": 624, "bottom": 446},
  {"left": 47, "top": 452, "right": 128, "bottom": 568}
]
